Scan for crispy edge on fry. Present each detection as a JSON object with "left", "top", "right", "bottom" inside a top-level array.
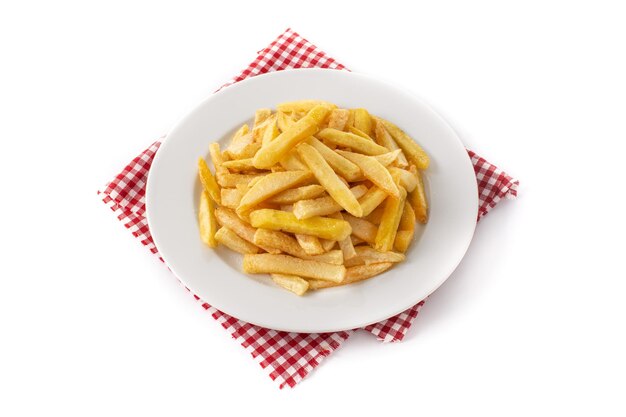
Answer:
[
  {"left": 327, "top": 108, "right": 350, "bottom": 131},
  {"left": 271, "top": 274, "right": 309, "bottom": 296},
  {"left": 306, "top": 136, "right": 361, "bottom": 181},
  {"left": 377, "top": 117, "right": 430, "bottom": 169},
  {"left": 375, "top": 187, "right": 407, "bottom": 252},
  {"left": 292, "top": 185, "right": 368, "bottom": 219},
  {"left": 337, "top": 150, "right": 400, "bottom": 199},
  {"left": 198, "top": 191, "right": 218, "bottom": 247},
  {"left": 410, "top": 169, "right": 428, "bottom": 224},
  {"left": 214, "top": 207, "right": 279, "bottom": 254},
  {"left": 198, "top": 158, "right": 221, "bottom": 204},
  {"left": 296, "top": 142, "right": 363, "bottom": 217},
  {"left": 295, "top": 234, "right": 325, "bottom": 255},
  {"left": 215, "top": 227, "right": 259, "bottom": 254},
  {"left": 344, "top": 246, "right": 405, "bottom": 267},
  {"left": 358, "top": 187, "right": 389, "bottom": 217},
  {"left": 374, "top": 119, "right": 409, "bottom": 167},
  {"left": 317, "top": 128, "right": 389, "bottom": 155},
  {"left": 249, "top": 209, "right": 352, "bottom": 241},
  {"left": 237, "top": 170, "right": 313, "bottom": 214},
  {"left": 267, "top": 184, "right": 326, "bottom": 205},
  {"left": 343, "top": 214, "right": 378, "bottom": 244},
  {"left": 307, "top": 262, "right": 394, "bottom": 289},
  {"left": 243, "top": 254, "right": 346, "bottom": 282}
]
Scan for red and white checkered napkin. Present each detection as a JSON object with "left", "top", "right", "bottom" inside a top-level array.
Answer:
[{"left": 99, "top": 28, "right": 518, "bottom": 388}]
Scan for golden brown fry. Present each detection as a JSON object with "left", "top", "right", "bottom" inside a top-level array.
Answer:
[
  {"left": 327, "top": 108, "right": 350, "bottom": 131},
  {"left": 344, "top": 246, "right": 405, "bottom": 267},
  {"left": 364, "top": 205, "right": 385, "bottom": 225},
  {"left": 198, "top": 191, "right": 218, "bottom": 248},
  {"left": 215, "top": 227, "right": 259, "bottom": 254},
  {"left": 271, "top": 274, "right": 309, "bottom": 296},
  {"left": 214, "top": 207, "right": 278, "bottom": 254},
  {"left": 224, "top": 126, "right": 253, "bottom": 159},
  {"left": 220, "top": 188, "right": 243, "bottom": 209},
  {"left": 209, "top": 142, "right": 229, "bottom": 175},
  {"left": 293, "top": 185, "right": 367, "bottom": 219},
  {"left": 410, "top": 169, "right": 428, "bottom": 224},
  {"left": 306, "top": 137, "right": 361, "bottom": 181},
  {"left": 394, "top": 230, "right": 414, "bottom": 253},
  {"left": 317, "top": 128, "right": 388, "bottom": 155},
  {"left": 346, "top": 109, "right": 356, "bottom": 129},
  {"left": 243, "top": 254, "right": 346, "bottom": 282},
  {"left": 388, "top": 167, "right": 418, "bottom": 192},
  {"left": 267, "top": 184, "right": 326, "bottom": 205},
  {"left": 307, "top": 262, "right": 393, "bottom": 289},
  {"left": 353, "top": 108, "right": 373, "bottom": 137},
  {"left": 358, "top": 187, "right": 388, "bottom": 217},
  {"left": 295, "top": 234, "right": 325, "bottom": 255},
  {"left": 375, "top": 188, "right": 407, "bottom": 251},
  {"left": 320, "top": 239, "right": 336, "bottom": 252},
  {"left": 374, "top": 149, "right": 403, "bottom": 167},
  {"left": 249, "top": 209, "right": 352, "bottom": 241},
  {"left": 198, "top": 158, "right": 221, "bottom": 204},
  {"left": 253, "top": 229, "right": 343, "bottom": 264},
  {"left": 377, "top": 118, "right": 429, "bottom": 169},
  {"left": 254, "top": 109, "right": 272, "bottom": 127},
  {"left": 222, "top": 158, "right": 256, "bottom": 171},
  {"left": 399, "top": 202, "right": 416, "bottom": 231},
  {"left": 276, "top": 111, "right": 295, "bottom": 132},
  {"left": 261, "top": 115, "right": 280, "bottom": 145},
  {"left": 348, "top": 126, "right": 374, "bottom": 141},
  {"left": 296, "top": 142, "right": 363, "bottom": 217},
  {"left": 253, "top": 105, "right": 331, "bottom": 168},
  {"left": 229, "top": 141, "right": 262, "bottom": 160},
  {"left": 277, "top": 100, "right": 336, "bottom": 113},
  {"left": 374, "top": 119, "right": 409, "bottom": 167},
  {"left": 237, "top": 170, "right": 313, "bottom": 214},
  {"left": 337, "top": 150, "right": 400, "bottom": 199},
  {"left": 343, "top": 214, "right": 378, "bottom": 244},
  {"left": 217, "top": 173, "right": 265, "bottom": 188},
  {"left": 329, "top": 212, "right": 357, "bottom": 260},
  {"left": 279, "top": 149, "right": 308, "bottom": 171}
]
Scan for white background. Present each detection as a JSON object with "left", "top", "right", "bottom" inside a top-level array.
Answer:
[{"left": 1, "top": 1, "right": 625, "bottom": 415}]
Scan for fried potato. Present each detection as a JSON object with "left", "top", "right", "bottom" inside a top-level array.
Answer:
[
  {"left": 351, "top": 236, "right": 364, "bottom": 246},
  {"left": 295, "top": 234, "right": 325, "bottom": 255},
  {"left": 261, "top": 115, "right": 280, "bottom": 145},
  {"left": 364, "top": 205, "right": 385, "bottom": 225},
  {"left": 307, "top": 262, "right": 393, "bottom": 289},
  {"left": 249, "top": 209, "right": 352, "bottom": 241},
  {"left": 198, "top": 191, "right": 218, "bottom": 247},
  {"left": 293, "top": 185, "right": 367, "bottom": 219},
  {"left": 220, "top": 188, "right": 243, "bottom": 209},
  {"left": 375, "top": 187, "right": 407, "bottom": 251},
  {"left": 253, "top": 105, "right": 331, "bottom": 168},
  {"left": 394, "top": 230, "right": 414, "bottom": 253},
  {"left": 374, "top": 149, "right": 403, "bottom": 167},
  {"left": 337, "top": 150, "right": 400, "bottom": 198},
  {"left": 254, "top": 108, "right": 272, "bottom": 127},
  {"left": 353, "top": 108, "right": 373, "bottom": 137},
  {"left": 209, "top": 142, "right": 229, "bottom": 175},
  {"left": 374, "top": 119, "right": 408, "bottom": 167},
  {"left": 217, "top": 173, "right": 265, "bottom": 188},
  {"left": 327, "top": 108, "right": 350, "bottom": 131},
  {"left": 198, "top": 158, "right": 221, "bottom": 204},
  {"left": 267, "top": 184, "right": 325, "bottom": 205},
  {"left": 348, "top": 126, "right": 374, "bottom": 141},
  {"left": 277, "top": 100, "right": 336, "bottom": 113},
  {"left": 377, "top": 118, "right": 429, "bottom": 169},
  {"left": 388, "top": 167, "right": 418, "bottom": 192},
  {"left": 253, "top": 229, "right": 343, "bottom": 264},
  {"left": 343, "top": 214, "right": 378, "bottom": 244},
  {"left": 228, "top": 140, "right": 262, "bottom": 160},
  {"left": 320, "top": 239, "right": 336, "bottom": 252},
  {"left": 316, "top": 128, "right": 388, "bottom": 155},
  {"left": 329, "top": 212, "right": 357, "bottom": 260},
  {"left": 279, "top": 149, "right": 308, "bottom": 171},
  {"left": 214, "top": 207, "right": 279, "bottom": 254},
  {"left": 358, "top": 187, "right": 389, "bottom": 217},
  {"left": 410, "top": 168, "right": 428, "bottom": 224},
  {"left": 344, "top": 246, "right": 405, "bottom": 267},
  {"left": 215, "top": 227, "right": 259, "bottom": 254},
  {"left": 252, "top": 113, "right": 275, "bottom": 143},
  {"left": 399, "top": 202, "right": 416, "bottom": 231},
  {"left": 243, "top": 254, "right": 346, "bottom": 282},
  {"left": 237, "top": 170, "right": 313, "bottom": 214},
  {"left": 306, "top": 137, "right": 361, "bottom": 181},
  {"left": 222, "top": 158, "right": 256, "bottom": 171},
  {"left": 296, "top": 143, "right": 363, "bottom": 217},
  {"left": 276, "top": 111, "right": 295, "bottom": 132},
  {"left": 271, "top": 274, "right": 309, "bottom": 296},
  {"left": 224, "top": 125, "right": 253, "bottom": 159}
]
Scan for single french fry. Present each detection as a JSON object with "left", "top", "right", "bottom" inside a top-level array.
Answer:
[
  {"left": 348, "top": 126, "right": 374, "bottom": 141},
  {"left": 305, "top": 137, "right": 361, "bottom": 181},
  {"left": 293, "top": 185, "right": 368, "bottom": 219},
  {"left": 243, "top": 254, "right": 346, "bottom": 282},
  {"left": 267, "top": 184, "right": 325, "bottom": 205},
  {"left": 373, "top": 149, "right": 403, "bottom": 167},
  {"left": 253, "top": 105, "right": 331, "bottom": 168},
  {"left": 388, "top": 167, "right": 418, "bottom": 192},
  {"left": 220, "top": 188, "right": 243, "bottom": 209},
  {"left": 224, "top": 126, "right": 253, "bottom": 159},
  {"left": 394, "top": 230, "right": 414, "bottom": 253},
  {"left": 217, "top": 173, "right": 265, "bottom": 188},
  {"left": 353, "top": 108, "right": 373, "bottom": 137},
  {"left": 344, "top": 246, "right": 405, "bottom": 267},
  {"left": 214, "top": 207, "right": 279, "bottom": 254},
  {"left": 329, "top": 212, "right": 357, "bottom": 260},
  {"left": 295, "top": 234, "right": 325, "bottom": 255},
  {"left": 307, "top": 262, "right": 393, "bottom": 289},
  {"left": 237, "top": 170, "right": 313, "bottom": 214},
  {"left": 277, "top": 100, "right": 336, "bottom": 113},
  {"left": 279, "top": 149, "right": 308, "bottom": 171},
  {"left": 296, "top": 143, "right": 363, "bottom": 217},
  {"left": 262, "top": 115, "right": 280, "bottom": 145},
  {"left": 215, "top": 227, "right": 259, "bottom": 254},
  {"left": 399, "top": 202, "right": 416, "bottom": 231},
  {"left": 358, "top": 187, "right": 389, "bottom": 217},
  {"left": 316, "top": 128, "right": 388, "bottom": 155},
  {"left": 209, "top": 142, "right": 229, "bottom": 175},
  {"left": 410, "top": 169, "right": 428, "bottom": 224},
  {"left": 198, "top": 158, "right": 221, "bottom": 204},
  {"left": 343, "top": 214, "right": 378, "bottom": 244},
  {"left": 271, "top": 274, "right": 309, "bottom": 296},
  {"left": 198, "top": 191, "right": 218, "bottom": 247},
  {"left": 228, "top": 140, "right": 262, "bottom": 160},
  {"left": 327, "top": 108, "right": 350, "bottom": 131},
  {"left": 276, "top": 111, "right": 295, "bottom": 132},
  {"left": 253, "top": 229, "right": 343, "bottom": 264},
  {"left": 337, "top": 150, "right": 400, "bottom": 199},
  {"left": 222, "top": 158, "right": 256, "bottom": 171},
  {"left": 375, "top": 187, "right": 407, "bottom": 251},
  {"left": 377, "top": 118, "right": 429, "bottom": 169},
  {"left": 374, "top": 119, "right": 409, "bottom": 167},
  {"left": 249, "top": 209, "right": 352, "bottom": 241}
]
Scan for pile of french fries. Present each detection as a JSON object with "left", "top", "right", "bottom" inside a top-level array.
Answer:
[{"left": 197, "top": 100, "right": 429, "bottom": 296}]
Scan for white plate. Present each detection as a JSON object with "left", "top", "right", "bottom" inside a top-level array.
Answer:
[{"left": 146, "top": 69, "right": 477, "bottom": 333}]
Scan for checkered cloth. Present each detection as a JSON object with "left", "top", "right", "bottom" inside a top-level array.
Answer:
[{"left": 99, "top": 28, "right": 518, "bottom": 388}]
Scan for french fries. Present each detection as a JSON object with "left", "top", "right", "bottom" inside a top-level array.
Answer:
[{"left": 197, "top": 103, "right": 430, "bottom": 295}]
